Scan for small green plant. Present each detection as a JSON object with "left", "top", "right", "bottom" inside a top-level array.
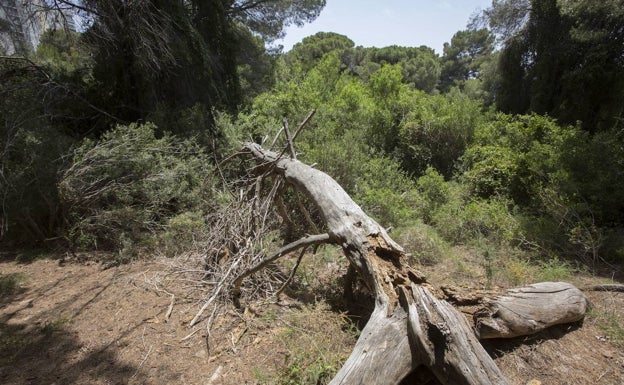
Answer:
[
  {"left": 0, "top": 273, "right": 26, "bottom": 296},
  {"left": 535, "top": 257, "right": 575, "bottom": 282},
  {"left": 589, "top": 302, "right": 624, "bottom": 347},
  {"left": 257, "top": 304, "right": 354, "bottom": 385},
  {"left": 483, "top": 249, "right": 494, "bottom": 289},
  {"left": 277, "top": 353, "right": 336, "bottom": 385},
  {"left": 41, "top": 316, "right": 70, "bottom": 336},
  {"left": 394, "top": 222, "right": 449, "bottom": 266},
  {"left": 499, "top": 256, "right": 534, "bottom": 286}
]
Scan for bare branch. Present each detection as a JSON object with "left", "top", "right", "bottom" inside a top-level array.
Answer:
[
  {"left": 275, "top": 246, "right": 307, "bottom": 297},
  {"left": 282, "top": 117, "right": 297, "bottom": 159},
  {"left": 231, "top": 233, "right": 332, "bottom": 303},
  {"left": 292, "top": 109, "right": 317, "bottom": 143}
]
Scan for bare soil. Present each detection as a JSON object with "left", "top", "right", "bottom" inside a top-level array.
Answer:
[{"left": 1, "top": 253, "right": 623, "bottom": 385}]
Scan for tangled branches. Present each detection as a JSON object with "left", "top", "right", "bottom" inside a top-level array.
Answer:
[{"left": 159, "top": 111, "right": 326, "bottom": 336}]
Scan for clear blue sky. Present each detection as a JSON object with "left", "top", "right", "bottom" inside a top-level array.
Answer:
[{"left": 278, "top": 0, "right": 492, "bottom": 54}]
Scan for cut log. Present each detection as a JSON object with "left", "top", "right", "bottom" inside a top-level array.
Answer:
[
  {"left": 243, "top": 142, "right": 510, "bottom": 385},
  {"left": 474, "top": 282, "right": 589, "bottom": 339}
]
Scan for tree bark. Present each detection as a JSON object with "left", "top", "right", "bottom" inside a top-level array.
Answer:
[
  {"left": 243, "top": 142, "right": 510, "bottom": 385},
  {"left": 474, "top": 282, "right": 589, "bottom": 339}
]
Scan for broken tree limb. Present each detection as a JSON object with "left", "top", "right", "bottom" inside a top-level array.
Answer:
[
  {"left": 231, "top": 232, "right": 331, "bottom": 304},
  {"left": 585, "top": 283, "right": 624, "bottom": 292},
  {"left": 282, "top": 118, "right": 297, "bottom": 159},
  {"left": 242, "top": 142, "right": 510, "bottom": 385},
  {"left": 474, "top": 282, "right": 589, "bottom": 339}
]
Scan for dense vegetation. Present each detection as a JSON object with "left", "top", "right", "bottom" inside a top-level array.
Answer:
[{"left": 1, "top": 0, "right": 623, "bottom": 273}]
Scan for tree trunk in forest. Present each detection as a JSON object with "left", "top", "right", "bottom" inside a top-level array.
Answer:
[
  {"left": 474, "top": 282, "right": 588, "bottom": 339},
  {"left": 241, "top": 142, "right": 587, "bottom": 385}
]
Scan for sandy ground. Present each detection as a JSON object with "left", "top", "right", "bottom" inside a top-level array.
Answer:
[{"left": 0, "top": 255, "right": 623, "bottom": 385}]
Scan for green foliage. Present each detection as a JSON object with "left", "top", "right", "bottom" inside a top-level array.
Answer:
[
  {"left": 535, "top": 257, "right": 575, "bottom": 282},
  {"left": 59, "top": 123, "right": 215, "bottom": 255},
  {"left": 462, "top": 113, "right": 576, "bottom": 202},
  {"left": 560, "top": 127, "right": 624, "bottom": 228},
  {"left": 368, "top": 63, "right": 405, "bottom": 99},
  {"left": 591, "top": 305, "right": 624, "bottom": 347},
  {"left": 433, "top": 194, "right": 520, "bottom": 245},
  {"left": 236, "top": 26, "right": 277, "bottom": 103},
  {"left": 357, "top": 45, "right": 441, "bottom": 93},
  {"left": 287, "top": 32, "right": 354, "bottom": 72},
  {"left": 276, "top": 353, "right": 336, "bottom": 385},
  {"left": 36, "top": 29, "right": 92, "bottom": 79},
  {"left": 439, "top": 29, "right": 495, "bottom": 92},
  {"left": 416, "top": 167, "right": 449, "bottom": 223},
  {"left": 394, "top": 223, "right": 450, "bottom": 266},
  {"left": 257, "top": 304, "right": 353, "bottom": 385},
  {"left": 462, "top": 145, "right": 520, "bottom": 198},
  {"left": 0, "top": 273, "right": 25, "bottom": 296},
  {"left": 487, "top": 0, "right": 624, "bottom": 132},
  {"left": 398, "top": 89, "right": 485, "bottom": 177},
  {"left": 419, "top": 175, "right": 519, "bottom": 246},
  {"left": 232, "top": 0, "right": 327, "bottom": 42},
  {"left": 353, "top": 157, "right": 419, "bottom": 227},
  {"left": 0, "top": 58, "right": 76, "bottom": 245}
]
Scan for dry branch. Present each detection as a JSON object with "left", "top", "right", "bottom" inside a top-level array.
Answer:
[
  {"left": 231, "top": 232, "right": 331, "bottom": 304},
  {"left": 585, "top": 284, "right": 624, "bottom": 293}
]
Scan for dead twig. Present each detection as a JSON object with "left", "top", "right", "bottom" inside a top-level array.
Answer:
[
  {"left": 165, "top": 294, "right": 175, "bottom": 322},
  {"left": 231, "top": 233, "right": 331, "bottom": 303},
  {"left": 275, "top": 246, "right": 308, "bottom": 297},
  {"left": 282, "top": 117, "right": 297, "bottom": 159}
]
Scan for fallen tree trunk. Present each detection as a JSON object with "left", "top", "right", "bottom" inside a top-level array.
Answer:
[
  {"left": 241, "top": 142, "right": 588, "bottom": 384},
  {"left": 474, "top": 282, "right": 588, "bottom": 339},
  {"left": 243, "top": 142, "right": 509, "bottom": 384}
]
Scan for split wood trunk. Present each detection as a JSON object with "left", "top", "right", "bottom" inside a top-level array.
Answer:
[
  {"left": 243, "top": 142, "right": 587, "bottom": 385},
  {"left": 474, "top": 282, "right": 588, "bottom": 339}
]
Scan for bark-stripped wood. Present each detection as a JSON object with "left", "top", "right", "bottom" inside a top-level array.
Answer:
[
  {"left": 243, "top": 142, "right": 510, "bottom": 385},
  {"left": 474, "top": 282, "right": 589, "bottom": 339}
]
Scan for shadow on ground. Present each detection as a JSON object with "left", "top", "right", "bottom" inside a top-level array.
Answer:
[{"left": 0, "top": 261, "right": 154, "bottom": 385}]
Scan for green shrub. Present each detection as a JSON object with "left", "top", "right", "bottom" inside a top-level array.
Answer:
[
  {"left": 461, "top": 145, "right": 520, "bottom": 198},
  {"left": 398, "top": 89, "right": 485, "bottom": 177},
  {"left": 461, "top": 113, "right": 578, "bottom": 204},
  {"left": 59, "top": 122, "right": 215, "bottom": 255},
  {"left": 433, "top": 189, "right": 519, "bottom": 246},
  {"left": 415, "top": 167, "right": 450, "bottom": 223},
  {"left": 394, "top": 222, "right": 450, "bottom": 266},
  {"left": 354, "top": 157, "right": 419, "bottom": 227},
  {"left": 0, "top": 273, "right": 25, "bottom": 296}
]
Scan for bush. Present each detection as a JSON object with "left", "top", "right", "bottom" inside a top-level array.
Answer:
[
  {"left": 415, "top": 167, "right": 450, "bottom": 223},
  {"left": 432, "top": 185, "right": 519, "bottom": 246},
  {"left": 394, "top": 222, "right": 450, "bottom": 266},
  {"left": 59, "top": 122, "right": 215, "bottom": 255},
  {"left": 398, "top": 89, "right": 485, "bottom": 177},
  {"left": 461, "top": 113, "right": 577, "bottom": 203},
  {"left": 354, "top": 157, "right": 420, "bottom": 227}
]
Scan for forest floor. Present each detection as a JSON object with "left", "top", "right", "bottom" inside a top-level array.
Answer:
[{"left": 0, "top": 248, "right": 623, "bottom": 385}]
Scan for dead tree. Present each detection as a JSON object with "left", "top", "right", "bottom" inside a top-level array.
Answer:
[
  {"left": 228, "top": 125, "right": 588, "bottom": 384},
  {"left": 241, "top": 142, "right": 509, "bottom": 384}
]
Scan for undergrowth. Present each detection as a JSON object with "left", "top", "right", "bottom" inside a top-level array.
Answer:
[{"left": 255, "top": 303, "right": 356, "bottom": 385}]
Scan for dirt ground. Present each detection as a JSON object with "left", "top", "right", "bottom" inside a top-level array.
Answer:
[{"left": 1, "top": 253, "right": 623, "bottom": 385}]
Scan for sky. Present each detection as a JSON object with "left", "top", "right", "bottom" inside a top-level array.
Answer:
[{"left": 277, "top": 0, "right": 492, "bottom": 54}]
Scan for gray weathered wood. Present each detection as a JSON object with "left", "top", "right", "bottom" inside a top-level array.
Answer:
[
  {"left": 474, "top": 282, "right": 589, "bottom": 339},
  {"left": 243, "top": 142, "right": 510, "bottom": 385}
]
